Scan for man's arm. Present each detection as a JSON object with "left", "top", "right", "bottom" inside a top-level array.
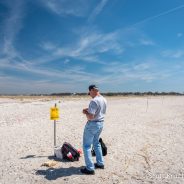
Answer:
[
  {"left": 82, "top": 108, "right": 94, "bottom": 120},
  {"left": 85, "top": 111, "right": 95, "bottom": 120}
]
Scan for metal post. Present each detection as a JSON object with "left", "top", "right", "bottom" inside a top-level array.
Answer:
[
  {"left": 146, "top": 97, "right": 148, "bottom": 112},
  {"left": 54, "top": 103, "right": 57, "bottom": 147},
  {"left": 54, "top": 120, "right": 56, "bottom": 147}
]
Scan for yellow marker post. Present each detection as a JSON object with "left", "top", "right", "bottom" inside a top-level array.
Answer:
[
  {"left": 50, "top": 106, "right": 60, "bottom": 120},
  {"left": 50, "top": 103, "right": 60, "bottom": 147}
]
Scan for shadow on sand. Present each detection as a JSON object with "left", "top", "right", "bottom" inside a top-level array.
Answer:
[
  {"left": 35, "top": 166, "right": 83, "bottom": 180},
  {"left": 20, "top": 154, "right": 84, "bottom": 179},
  {"left": 20, "top": 154, "right": 72, "bottom": 162},
  {"left": 20, "top": 155, "right": 49, "bottom": 159}
]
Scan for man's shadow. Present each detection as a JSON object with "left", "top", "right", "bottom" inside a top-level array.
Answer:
[
  {"left": 35, "top": 166, "right": 83, "bottom": 180},
  {"left": 21, "top": 154, "right": 84, "bottom": 179}
]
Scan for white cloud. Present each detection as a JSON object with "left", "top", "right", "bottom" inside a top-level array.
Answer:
[
  {"left": 39, "top": 29, "right": 123, "bottom": 65},
  {"left": 133, "top": 63, "right": 150, "bottom": 70},
  {"left": 40, "top": 0, "right": 90, "bottom": 17},
  {"left": 88, "top": 0, "right": 109, "bottom": 22},
  {"left": 40, "top": 42, "right": 57, "bottom": 51},
  {"left": 172, "top": 51, "right": 184, "bottom": 58},
  {"left": 75, "top": 31, "right": 123, "bottom": 55},
  {"left": 100, "top": 60, "right": 173, "bottom": 84},
  {"left": 0, "top": 58, "right": 102, "bottom": 94},
  {"left": 177, "top": 33, "right": 183, "bottom": 37},
  {"left": 162, "top": 50, "right": 184, "bottom": 58},
  {"left": 132, "top": 4, "right": 184, "bottom": 26},
  {"left": 0, "top": 58, "right": 96, "bottom": 83},
  {"left": 41, "top": 0, "right": 109, "bottom": 19},
  {"left": 0, "top": 76, "right": 85, "bottom": 94},
  {"left": 64, "top": 59, "right": 70, "bottom": 64},
  {"left": 139, "top": 38, "right": 155, "bottom": 46},
  {"left": 38, "top": 26, "right": 158, "bottom": 67},
  {"left": 1, "top": 0, "right": 26, "bottom": 58}
]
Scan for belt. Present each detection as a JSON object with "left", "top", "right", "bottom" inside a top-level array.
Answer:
[{"left": 88, "top": 120, "right": 104, "bottom": 123}]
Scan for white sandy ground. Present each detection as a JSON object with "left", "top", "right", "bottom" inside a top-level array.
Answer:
[{"left": 0, "top": 96, "right": 184, "bottom": 184}]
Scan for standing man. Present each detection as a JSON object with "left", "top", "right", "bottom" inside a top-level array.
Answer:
[{"left": 80, "top": 85, "right": 107, "bottom": 175}]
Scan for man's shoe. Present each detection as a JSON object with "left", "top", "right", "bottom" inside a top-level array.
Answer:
[
  {"left": 94, "top": 163, "right": 104, "bottom": 169},
  {"left": 80, "top": 167, "right": 95, "bottom": 175}
]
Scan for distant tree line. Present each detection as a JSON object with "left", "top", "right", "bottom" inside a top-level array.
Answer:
[
  {"left": 48, "top": 92, "right": 184, "bottom": 96},
  {"left": 1, "top": 92, "right": 184, "bottom": 96},
  {"left": 101, "top": 92, "right": 184, "bottom": 96}
]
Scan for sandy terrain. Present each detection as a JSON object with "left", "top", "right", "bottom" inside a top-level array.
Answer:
[{"left": 0, "top": 96, "right": 184, "bottom": 184}]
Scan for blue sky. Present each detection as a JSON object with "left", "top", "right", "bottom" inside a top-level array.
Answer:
[{"left": 0, "top": 0, "right": 184, "bottom": 94}]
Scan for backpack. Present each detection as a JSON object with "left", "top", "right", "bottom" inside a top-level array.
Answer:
[
  {"left": 61, "top": 142, "right": 80, "bottom": 161},
  {"left": 91, "top": 138, "right": 107, "bottom": 156}
]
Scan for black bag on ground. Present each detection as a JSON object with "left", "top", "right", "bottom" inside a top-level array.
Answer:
[
  {"left": 91, "top": 138, "right": 107, "bottom": 156},
  {"left": 61, "top": 142, "right": 80, "bottom": 161}
]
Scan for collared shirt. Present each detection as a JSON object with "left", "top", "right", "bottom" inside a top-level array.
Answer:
[{"left": 88, "top": 95, "right": 107, "bottom": 122}]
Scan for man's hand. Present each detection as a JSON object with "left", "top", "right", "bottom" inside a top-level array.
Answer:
[
  {"left": 82, "top": 108, "right": 88, "bottom": 114},
  {"left": 82, "top": 108, "right": 94, "bottom": 120}
]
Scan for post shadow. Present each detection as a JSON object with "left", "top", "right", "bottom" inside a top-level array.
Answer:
[
  {"left": 20, "top": 155, "right": 49, "bottom": 159},
  {"left": 20, "top": 154, "right": 72, "bottom": 162}
]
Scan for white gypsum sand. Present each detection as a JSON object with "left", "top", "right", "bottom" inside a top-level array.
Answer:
[{"left": 0, "top": 96, "right": 184, "bottom": 184}]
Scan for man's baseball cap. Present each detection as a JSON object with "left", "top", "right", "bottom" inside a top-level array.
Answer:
[
  {"left": 88, "top": 84, "right": 99, "bottom": 95},
  {"left": 88, "top": 84, "right": 99, "bottom": 91}
]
